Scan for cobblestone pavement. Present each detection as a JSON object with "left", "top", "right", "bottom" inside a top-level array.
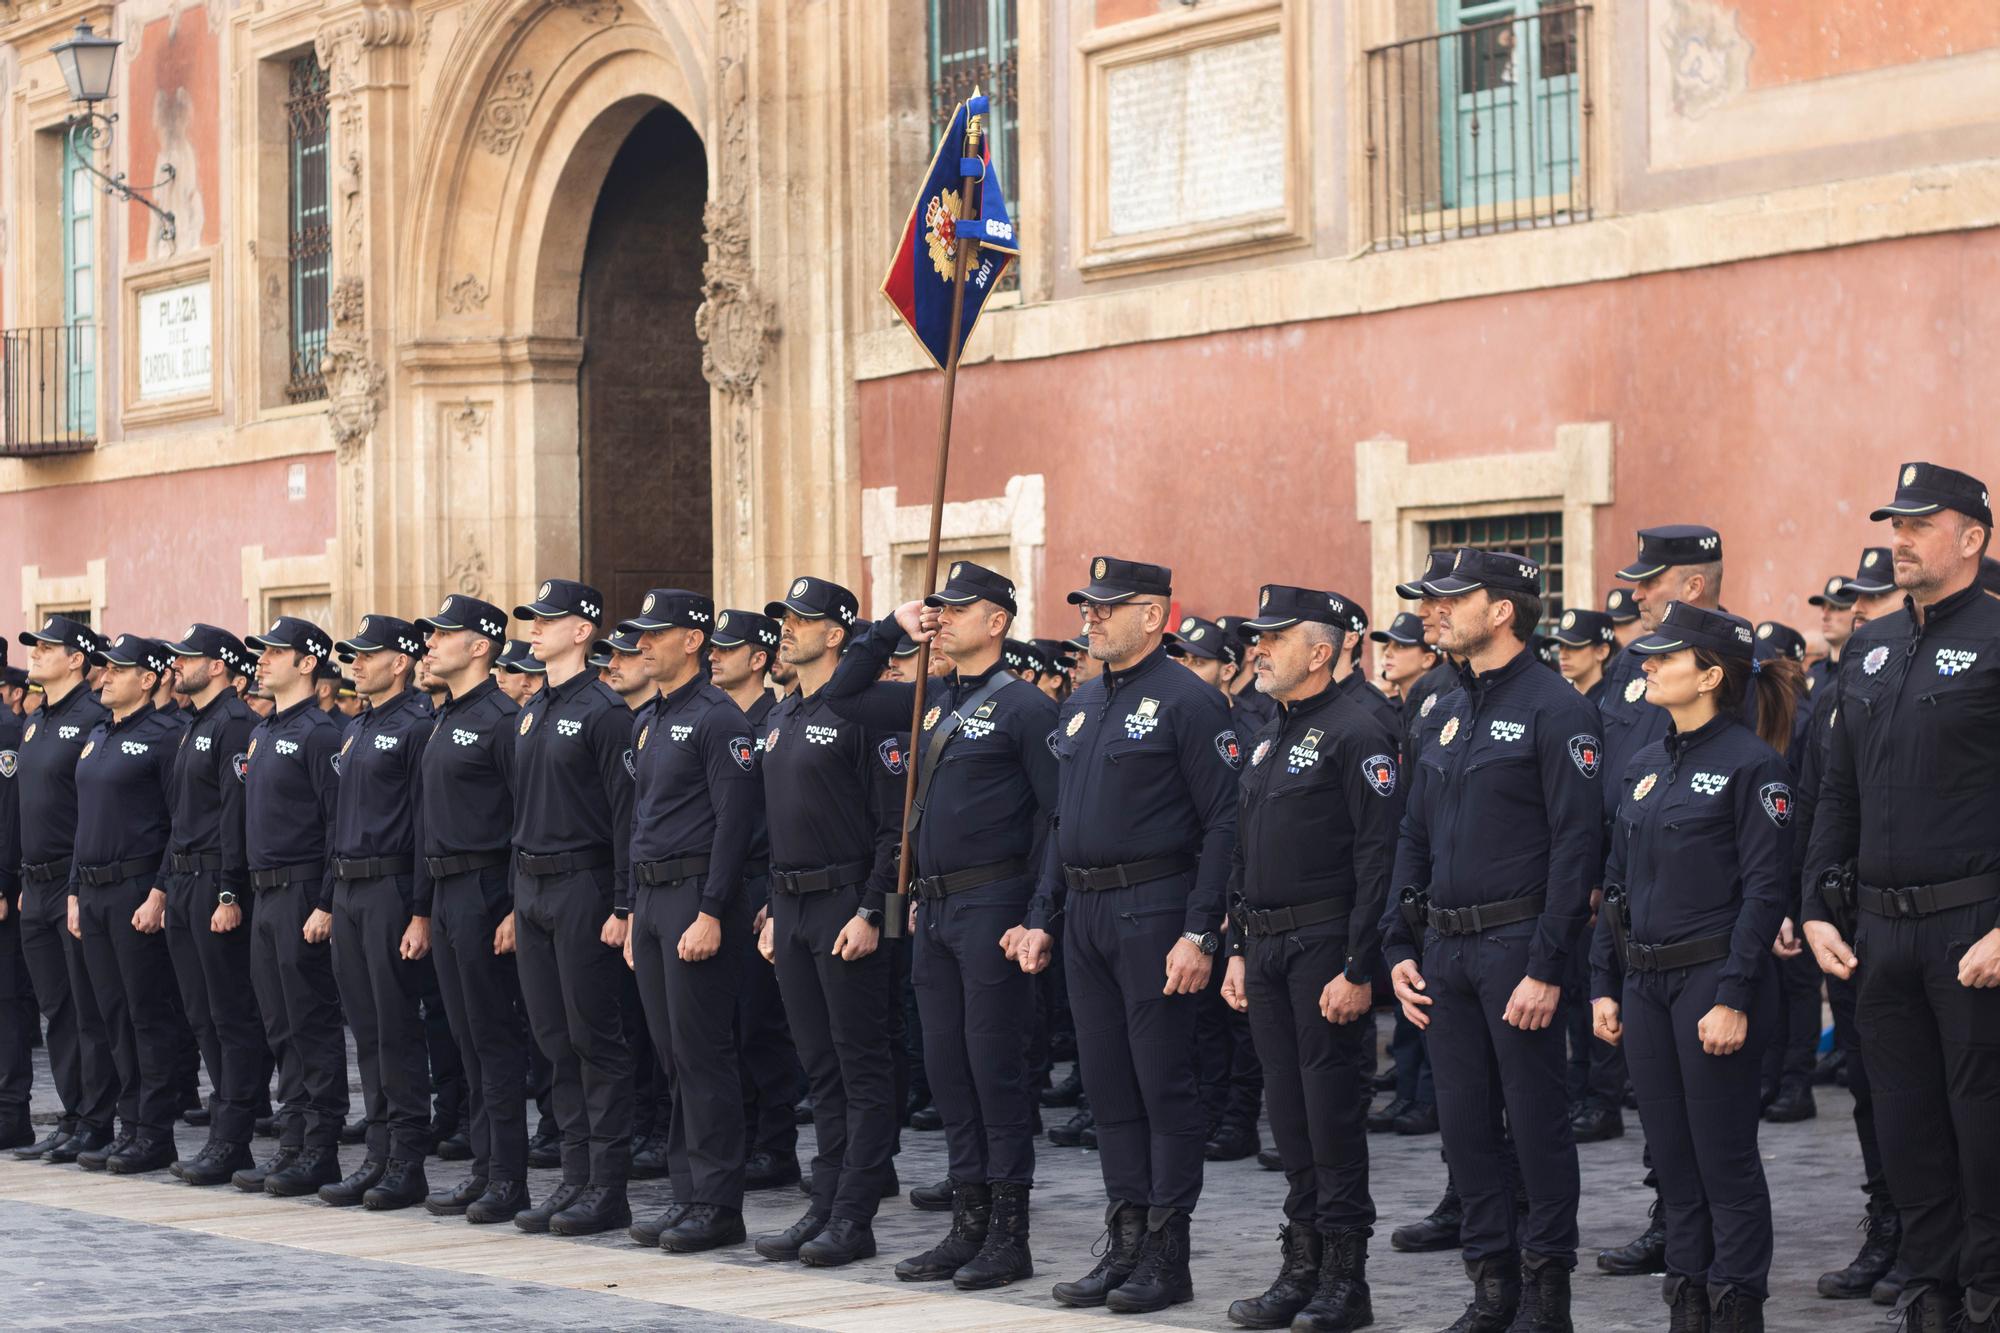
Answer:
[{"left": 1, "top": 1034, "right": 1891, "bottom": 1331}]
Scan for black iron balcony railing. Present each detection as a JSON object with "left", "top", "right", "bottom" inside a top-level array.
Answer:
[
  {"left": 1364, "top": 4, "right": 1594, "bottom": 251},
  {"left": 1, "top": 325, "right": 98, "bottom": 456}
]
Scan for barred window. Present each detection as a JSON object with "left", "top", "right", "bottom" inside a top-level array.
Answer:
[
  {"left": 929, "top": 0, "right": 1018, "bottom": 290},
  {"left": 285, "top": 54, "right": 330, "bottom": 404},
  {"left": 1428, "top": 511, "right": 1565, "bottom": 630}
]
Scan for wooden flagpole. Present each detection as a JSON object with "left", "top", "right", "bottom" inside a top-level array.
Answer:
[{"left": 884, "top": 96, "right": 987, "bottom": 939}]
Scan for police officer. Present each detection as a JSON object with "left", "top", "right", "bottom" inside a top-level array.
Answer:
[
  {"left": 160, "top": 625, "right": 268, "bottom": 1185},
  {"left": 709, "top": 607, "right": 803, "bottom": 1191},
  {"left": 1604, "top": 589, "right": 1643, "bottom": 649},
  {"left": 1383, "top": 548, "right": 1601, "bottom": 1332},
  {"left": 494, "top": 639, "right": 546, "bottom": 705},
  {"left": 1589, "top": 602, "right": 1797, "bottom": 1333},
  {"left": 1320, "top": 596, "right": 1400, "bottom": 744},
  {"left": 65, "top": 636, "right": 184, "bottom": 1174},
  {"left": 822, "top": 560, "right": 1056, "bottom": 1289},
  {"left": 0, "top": 641, "right": 25, "bottom": 1152},
  {"left": 237, "top": 616, "right": 348, "bottom": 1197},
  {"left": 1806, "top": 574, "right": 1857, "bottom": 695},
  {"left": 319, "top": 615, "right": 434, "bottom": 1210},
  {"left": 1371, "top": 610, "right": 1437, "bottom": 708},
  {"left": 1550, "top": 610, "right": 1616, "bottom": 703},
  {"left": 11, "top": 615, "right": 116, "bottom": 1164},
  {"left": 413, "top": 594, "right": 533, "bottom": 1224},
  {"left": 1803, "top": 462, "right": 2000, "bottom": 1333},
  {"left": 508, "top": 578, "right": 638, "bottom": 1237},
  {"left": 1014, "top": 555, "right": 1240, "bottom": 1315},
  {"left": 1397, "top": 551, "right": 1467, "bottom": 771},
  {"left": 1216, "top": 584, "right": 1402, "bottom": 1332},
  {"left": 618, "top": 588, "right": 760, "bottom": 1254},
  {"left": 752, "top": 575, "right": 902, "bottom": 1268}
]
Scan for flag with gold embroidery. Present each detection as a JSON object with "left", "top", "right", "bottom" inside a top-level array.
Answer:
[{"left": 881, "top": 94, "right": 1018, "bottom": 372}]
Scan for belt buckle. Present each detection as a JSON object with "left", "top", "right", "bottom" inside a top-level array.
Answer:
[
  {"left": 1434, "top": 907, "right": 1463, "bottom": 934},
  {"left": 1629, "top": 942, "right": 1657, "bottom": 970},
  {"left": 1887, "top": 888, "right": 1920, "bottom": 918}
]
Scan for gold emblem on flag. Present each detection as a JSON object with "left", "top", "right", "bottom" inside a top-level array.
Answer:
[{"left": 924, "top": 188, "right": 963, "bottom": 281}]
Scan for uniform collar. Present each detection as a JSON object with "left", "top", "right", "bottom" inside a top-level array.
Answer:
[
  {"left": 364, "top": 688, "right": 416, "bottom": 719},
  {"left": 441, "top": 677, "right": 498, "bottom": 715},
  {"left": 654, "top": 672, "right": 705, "bottom": 713},
  {"left": 192, "top": 689, "right": 238, "bottom": 722},
  {"left": 546, "top": 668, "right": 599, "bottom": 705},
  {"left": 1103, "top": 644, "right": 1169, "bottom": 691},
  {"left": 951, "top": 655, "right": 1007, "bottom": 690},
  {"left": 1470, "top": 646, "right": 1536, "bottom": 690},
  {"left": 1276, "top": 679, "right": 1341, "bottom": 724},
  {"left": 106, "top": 701, "right": 157, "bottom": 734},
  {"left": 1664, "top": 710, "right": 1733, "bottom": 763},
  {"left": 271, "top": 695, "right": 320, "bottom": 726},
  {"left": 42, "top": 680, "right": 92, "bottom": 717},
  {"left": 1908, "top": 579, "right": 1984, "bottom": 628}
]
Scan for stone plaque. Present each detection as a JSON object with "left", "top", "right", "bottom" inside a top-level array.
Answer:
[
  {"left": 137, "top": 279, "right": 213, "bottom": 400},
  {"left": 1105, "top": 31, "right": 1286, "bottom": 238}
]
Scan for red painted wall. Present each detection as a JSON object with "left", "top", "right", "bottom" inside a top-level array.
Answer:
[
  {"left": 124, "top": 6, "right": 224, "bottom": 260},
  {"left": 0, "top": 454, "right": 334, "bottom": 638},
  {"left": 858, "top": 229, "right": 2000, "bottom": 637}
]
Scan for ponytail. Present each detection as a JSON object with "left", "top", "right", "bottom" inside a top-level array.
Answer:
[{"left": 1696, "top": 650, "right": 1805, "bottom": 755}]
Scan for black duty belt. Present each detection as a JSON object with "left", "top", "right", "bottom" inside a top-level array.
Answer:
[
  {"left": 74, "top": 856, "right": 159, "bottom": 888},
  {"left": 424, "top": 850, "right": 510, "bottom": 878},
  {"left": 20, "top": 857, "right": 73, "bottom": 884},
  {"left": 1624, "top": 932, "right": 1733, "bottom": 974},
  {"left": 1237, "top": 895, "right": 1352, "bottom": 939},
  {"left": 769, "top": 860, "right": 871, "bottom": 896},
  {"left": 1063, "top": 855, "right": 1195, "bottom": 894},
  {"left": 167, "top": 851, "right": 224, "bottom": 875},
  {"left": 636, "top": 855, "right": 711, "bottom": 887},
  {"left": 332, "top": 856, "right": 414, "bottom": 881},
  {"left": 516, "top": 848, "right": 612, "bottom": 878},
  {"left": 1858, "top": 872, "right": 2000, "bottom": 919},
  {"left": 911, "top": 857, "right": 1028, "bottom": 903},
  {"left": 250, "top": 862, "right": 322, "bottom": 891},
  {"left": 1427, "top": 892, "right": 1546, "bottom": 937}
]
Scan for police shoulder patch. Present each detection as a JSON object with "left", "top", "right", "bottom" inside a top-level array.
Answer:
[
  {"left": 1759, "top": 782, "right": 1792, "bottom": 827},
  {"left": 0, "top": 750, "right": 15, "bottom": 779},
  {"left": 878, "top": 737, "right": 905, "bottom": 776},
  {"left": 1362, "top": 754, "right": 1397, "bottom": 796},
  {"left": 231, "top": 753, "right": 249, "bottom": 783},
  {"left": 1567, "top": 734, "right": 1601, "bottom": 779},
  {"left": 622, "top": 748, "right": 636, "bottom": 778},
  {"left": 729, "top": 736, "right": 756, "bottom": 771},
  {"left": 1214, "top": 730, "right": 1242, "bottom": 769}
]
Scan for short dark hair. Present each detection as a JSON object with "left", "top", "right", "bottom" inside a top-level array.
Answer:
[{"left": 1494, "top": 592, "right": 1543, "bottom": 644}]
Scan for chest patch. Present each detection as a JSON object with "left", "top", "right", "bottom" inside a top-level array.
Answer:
[
  {"left": 637, "top": 725, "right": 650, "bottom": 751},
  {"left": 1439, "top": 716, "right": 1460, "bottom": 747},
  {"left": 80, "top": 742, "right": 95, "bottom": 759},
  {"left": 519, "top": 712, "right": 535, "bottom": 736},
  {"left": 58, "top": 725, "right": 81, "bottom": 741},
  {"left": 764, "top": 727, "right": 781, "bottom": 754},
  {"left": 373, "top": 734, "right": 398, "bottom": 751},
  {"left": 1489, "top": 720, "right": 1526, "bottom": 743},
  {"left": 1862, "top": 645, "right": 1890, "bottom": 676},
  {"left": 119, "top": 740, "right": 149, "bottom": 757},
  {"left": 1251, "top": 738, "right": 1272, "bottom": 767},
  {"left": 1286, "top": 728, "right": 1325, "bottom": 774},
  {"left": 878, "top": 737, "right": 905, "bottom": 775},
  {"left": 451, "top": 728, "right": 478, "bottom": 746},
  {"left": 274, "top": 739, "right": 300, "bottom": 756},
  {"left": 806, "top": 724, "right": 840, "bottom": 746},
  {"left": 1419, "top": 693, "right": 1437, "bottom": 718},
  {"left": 1567, "top": 735, "right": 1599, "bottom": 778},
  {"left": 670, "top": 724, "right": 695, "bottom": 743},
  {"left": 556, "top": 718, "right": 583, "bottom": 738},
  {"left": 1066, "top": 711, "right": 1087, "bottom": 737},
  {"left": 1623, "top": 676, "right": 1646, "bottom": 704},
  {"left": 1759, "top": 782, "right": 1792, "bottom": 827},
  {"left": 194, "top": 735, "right": 213, "bottom": 753},
  {"left": 959, "top": 700, "right": 1000, "bottom": 742},
  {"left": 1688, "top": 771, "right": 1729, "bottom": 796},
  {"left": 923, "top": 706, "right": 942, "bottom": 731},
  {"left": 1632, "top": 772, "right": 1658, "bottom": 802},
  {"left": 730, "top": 736, "right": 756, "bottom": 771},
  {"left": 1362, "top": 754, "right": 1397, "bottom": 796},
  {"left": 1936, "top": 648, "right": 1978, "bottom": 677},
  {"left": 1123, "top": 697, "right": 1161, "bottom": 740}
]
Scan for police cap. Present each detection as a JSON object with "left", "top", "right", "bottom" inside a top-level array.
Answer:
[
  {"left": 711, "top": 609, "right": 780, "bottom": 651},
  {"left": 1631, "top": 602, "right": 1754, "bottom": 661},
  {"left": 1067, "top": 556, "right": 1171, "bottom": 606},
  {"left": 1396, "top": 550, "right": 1456, "bottom": 601},
  {"left": 165, "top": 623, "right": 253, "bottom": 675},
  {"left": 418, "top": 594, "right": 509, "bottom": 644},
  {"left": 766, "top": 576, "right": 859, "bottom": 628},
  {"left": 1753, "top": 620, "right": 1807, "bottom": 663},
  {"left": 89, "top": 634, "right": 172, "bottom": 675},
  {"left": 515, "top": 578, "right": 606, "bottom": 626},
  {"left": 245, "top": 616, "right": 333, "bottom": 664},
  {"left": 1840, "top": 548, "right": 1895, "bottom": 597},
  {"left": 927, "top": 561, "right": 1017, "bottom": 617},
  {"left": 1616, "top": 525, "right": 1723, "bottom": 581},
  {"left": 621, "top": 589, "right": 715, "bottom": 634},
  {"left": 18, "top": 614, "right": 100, "bottom": 657},
  {"left": 1870, "top": 461, "right": 1991, "bottom": 529},
  {"left": 1423, "top": 549, "right": 1544, "bottom": 599},
  {"left": 1550, "top": 608, "right": 1617, "bottom": 648},
  {"left": 1807, "top": 574, "right": 1856, "bottom": 609},
  {"left": 335, "top": 615, "right": 425, "bottom": 658}
]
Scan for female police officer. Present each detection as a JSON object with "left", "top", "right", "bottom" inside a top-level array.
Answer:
[{"left": 1590, "top": 602, "right": 1799, "bottom": 1333}]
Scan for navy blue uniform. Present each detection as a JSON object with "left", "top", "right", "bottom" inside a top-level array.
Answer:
[
  {"left": 759, "top": 683, "right": 903, "bottom": 1223},
  {"left": 244, "top": 696, "right": 347, "bottom": 1151},
  {"left": 1803, "top": 583, "right": 2000, "bottom": 1304},
  {"left": 1383, "top": 649, "right": 1601, "bottom": 1270},
  {"left": 1028, "top": 646, "right": 1240, "bottom": 1214},
  {"left": 734, "top": 688, "right": 801, "bottom": 1165},
  {"left": 1230, "top": 684, "right": 1400, "bottom": 1238},
  {"left": 70, "top": 704, "right": 184, "bottom": 1142},
  {"left": 0, "top": 706, "right": 29, "bottom": 1131},
  {"left": 1591, "top": 715, "right": 1791, "bottom": 1304},
  {"left": 826, "top": 618, "right": 1058, "bottom": 1190},
  {"left": 627, "top": 675, "right": 759, "bottom": 1210},
  {"left": 512, "top": 668, "right": 638, "bottom": 1190},
  {"left": 16, "top": 683, "right": 116, "bottom": 1137},
  {"left": 330, "top": 689, "right": 435, "bottom": 1165},
  {"left": 165, "top": 690, "right": 265, "bottom": 1150},
  {"left": 418, "top": 677, "right": 529, "bottom": 1186},
  {"left": 1402, "top": 658, "right": 1461, "bottom": 767},
  {"left": 1337, "top": 671, "right": 1402, "bottom": 750}
]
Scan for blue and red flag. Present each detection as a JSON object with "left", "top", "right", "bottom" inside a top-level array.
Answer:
[{"left": 881, "top": 94, "right": 1019, "bottom": 372}]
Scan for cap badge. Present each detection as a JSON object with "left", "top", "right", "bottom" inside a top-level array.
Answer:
[
  {"left": 717, "top": 613, "right": 730, "bottom": 629},
  {"left": 183, "top": 625, "right": 196, "bottom": 642},
  {"left": 1093, "top": 558, "right": 1107, "bottom": 580},
  {"left": 1903, "top": 465, "right": 1917, "bottom": 485},
  {"left": 1624, "top": 676, "right": 1647, "bottom": 704},
  {"left": 539, "top": 581, "right": 553, "bottom": 601},
  {"left": 643, "top": 593, "right": 656, "bottom": 613},
  {"left": 1066, "top": 711, "right": 1087, "bottom": 737},
  {"left": 1180, "top": 618, "right": 1194, "bottom": 633},
  {"left": 1827, "top": 578, "right": 1843, "bottom": 596},
  {"left": 439, "top": 598, "right": 453, "bottom": 615},
  {"left": 1439, "top": 716, "right": 1460, "bottom": 747},
  {"left": 1610, "top": 591, "right": 1625, "bottom": 607},
  {"left": 1757, "top": 623, "right": 1772, "bottom": 639},
  {"left": 791, "top": 578, "right": 808, "bottom": 598},
  {"left": 1260, "top": 589, "right": 1270, "bottom": 608},
  {"left": 1864, "top": 551, "right": 1879, "bottom": 567},
  {"left": 951, "top": 562, "right": 964, "bottom": 579},
  {"left": 1633, "top": 772, "right": 1658, "bottom": 802},
  {"left": 1561, "top": 611, "right": 1575, "bottom": 629},
  {"left": 1190, "top": 628, "right": 1204, "bottom": 641}
]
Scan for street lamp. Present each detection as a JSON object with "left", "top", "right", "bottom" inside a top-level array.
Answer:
[{"left": 50, "top": 21, "right": 177, "bottom": 244}]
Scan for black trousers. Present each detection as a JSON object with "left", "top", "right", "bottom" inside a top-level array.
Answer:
[
  {"left": 0, "top": 903, "right": 34, "bottom": 1120},
  {"left": 164, "top": 873, "right": 224, "bottom": 1114},
  {"left": 19, "top": 879, "right": 116, "bottom": 1134},
  {"left": 330, "top": 873, "right": 432, "bottom": 1163},
  {"left": 1064, "top": 873, "right": 1205, "bottom": 1213},
  {"left": 633, "top": 877, "right": 747, "bottom": 1208},
  {"left": 423, "top": 984, "right": 466, "bottom": 1131},
  {"left": 769, "top": 881, "right": 894, "bottom": 1223},
  {"left": 1563, "top": 941, "right": 1625, "bottom": 1110},
  {"left": 737, "top": 876, "right": 801, "bottom": 1158},
  {"left": 1623, "top": 957, "right": 1778, "bottom": 1299},
  {"left": 75, "top": 874, "right": 181, "bottom": 1138},
  {"left": 1426, "top": 920, "right": 1579, "bottom": 1266},
  {"left": 513, "top": 865, "right": 633, "bottom": 1187},
  {"left": 1243, "top": 919, "right": 1374, "bottom": 1232},
  {"left": 911, "top": 880, "right": 1036, "bottom": 1186},
  {"left": 1827, "top": 972, "right": 1888, "bottom": 1202},
  {"left": 249, "top": 877, "right": 347, "bottom": 1149},
  {"left": 430, "top": 865, "right": 528, "bottom": 1182},
  {"left": 1390, "top": 1006, "right": 1435, "bottom": 1106},
  {"left": 171, "top": 872, "right": 269, "bottom": 1147},
  {"left": 1854, "top": 898, "right": 2000, "bottom": 1299},
  {"left": 1761, "top": 946, "right": 1821, "bottom": 1097}
]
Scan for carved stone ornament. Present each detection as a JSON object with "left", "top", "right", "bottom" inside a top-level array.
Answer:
[
  {"left": 546, "top": 0, "right": 621, "bottom": 26},
  {"left": 695, "top": 260, "right": 775, "bottom": 396},
  {"left": 446, "top": 274, "right": 489, "bottom": 313},
  {"left": 1660, "top": 0, "right": 1751, "bottom": 120},
  {"left": 478, "top": 71, "right": 535, "bottom": 155},
  {"left": 447, "top": 533, "right": 489, "bottom": 597}
]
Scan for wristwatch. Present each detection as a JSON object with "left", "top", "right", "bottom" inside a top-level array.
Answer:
[
  {"left": 217, "top": 890, "right": 238, "bottom": 907},
  {"left": 612, "top": 906, "right": 631, "bottom": 920},
  {"left": 1181, "top": 930, "right": 1219, "bottom": 955},
  {"left": 856, "top": 905, "right": 884, "bottom": 928},
  {"left": 1341, "top": 957, "right": 1371, "bottom": 986}
]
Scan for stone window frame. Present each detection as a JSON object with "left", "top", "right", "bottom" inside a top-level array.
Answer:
[
  {"left": 121, "top": 253, "right": 225, "bottom": 428},
  {"left": 20, "top": 559, "right": 108, "bottom": 628},
  {"left": 240, "top": 540, "right": 336, "bottom": 628},
  {"left": 1353, "top": 422, "right": 1612, "bottom": 634},
  {"left": 859, "top": 472, "right": 1045, "bottom": 634}
]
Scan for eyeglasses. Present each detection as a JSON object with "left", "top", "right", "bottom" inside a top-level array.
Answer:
[{"left": 1078, "top": 601, "right": 1131, "bottom": 622}]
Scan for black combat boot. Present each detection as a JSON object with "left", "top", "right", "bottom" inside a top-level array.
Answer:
[
  {"left": 1052, "top": 1200, "right": 1146, "bottom": 1307},
  {"left": 361, "top": 1159, "right": 428, "bottom": 1210},
  {"left": 1292, "top": 1226, "right": 1372, "bottom": 1332},
  {"left": 1596, "top": 1196, "right": 1665, "bottom": 1275},
  {"left": 426, "top": 1174, "right": 489, "bottom": 1216},
  {"left": 105, "top": 1135, "right": 178, "bottom": 1175},
  {"left": 798, "top": 1216, "right": 876, "bottom": 1267},
  {"left": 465, "top": 1178, "right": 529, "bottom": 1225},
  {"left": 661, "top": 1203, "right": 747, "bottom": 1253},
  {"left": 954, "top": 1181, "right": 1033, "bottom": 1290},
  {"left": 1048, "top": 1104, "right": 1094, "bottom": 1148},
  {"left": 77, "top": 1130, "right": 133, "bottom": 1171},
  {"left": 1889, "top": 1284, "right": 1954, "bottom": 1333},
  {"left": 908, "top": 1176, "right": 956, "bottom": 1211},
  {"left": 1105, "top": 1207, "right": 1194, "bottom": 1314},
  {"left": 1443, "top": 1256, "right": 1520, "bottom": 1333},
  {"left": 182, "top": 1141, "right": 255, "bottom": 1188},
  {"left": 1225, "top": 1223, "right": 1320, "bottom": 1329},
  {"left": 1963, "top": 1288, "right": 2000, "bottom": 1333},
  {"left": 1818, "top": 1198, "right": 1899, "bottom": 1299},
  {"left": 1040, "top": 1067, "right": 1082, "bottom": 1107},
  {"left": 1392, "top": 1181, "right": 1463, "bottom": 1253},
  {"left": 631, "top": 1201, "right": 688, "bottom": 1247},
  {"left": 513, "top": 1180, "right": 582, "bottom": 1233},
  {"left": 549, "top": 1182, "right": 631, "bottom": 1236},
  {"left": 1508, "top": 1252, "right": 1572, "bottom": 1333},
  {"left": 1708, "top": 1285, "right": 1763, "bottom": 1333},
  {"left": 316, "top": 1157, "right": 385, "bottom": 1206},
  {"left": 755, "top": 1209, "right": 828, "bottom": 1261},
  {"left": 265, "top": 1146, "right": 341, "bottom": 1197},
  {"left": 233, "top": 1145, "right": 297, "bottom": 1192},
  {"left": 894, "top": 1180, "right": 990, "bottom": 1281},
  {"left": 1664, "top": 1275, "right": 1710, "bottom": 1333}
]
